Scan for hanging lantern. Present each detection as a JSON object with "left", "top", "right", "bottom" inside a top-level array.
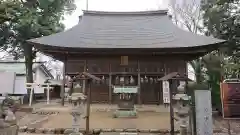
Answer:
[
  {"left": 145, "top": 76, "right": 148, "bottom": 83},
  {"left": 101, "top": 76, "right": 105, "bottom": 83},
  {"left": 115, "top": 76, "right": 119, "bottom": 84},
  {"left": 130, "top": 76, "right": 134, "bottom": 84},
  {"left": 120, "top": 76, "right": 124, "bottom": 84},
  {"left": 141, "top": 77, "right": 144, "bottom": 83},
  {"left": 150, "top": 77, "right": 153, "bottom": 83}
]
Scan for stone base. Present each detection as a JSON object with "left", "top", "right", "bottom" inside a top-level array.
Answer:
[{"left": 113, "top": 109, "right": 137, "bottom": 118}]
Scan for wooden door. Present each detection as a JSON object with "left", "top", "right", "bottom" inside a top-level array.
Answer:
[
  {"left": 140, "top": 75, "right": 163, "bottom": 104},
  {"left": 90, "top": 75, "right": 109, "bottom": 103}
]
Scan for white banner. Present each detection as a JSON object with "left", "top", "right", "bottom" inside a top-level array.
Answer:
[
  {"left": 113, "top": 86, "right": 138, "bottom": 93},
  {"left": 162, "top": 81, "right": 170, "bottom": 103}
]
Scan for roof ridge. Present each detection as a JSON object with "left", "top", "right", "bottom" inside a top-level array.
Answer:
[{"left": 83, "top": 10, "right": 168, "bottom": 16}]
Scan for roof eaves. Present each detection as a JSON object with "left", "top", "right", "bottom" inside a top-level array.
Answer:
[{"left": 82, "top": 10, "right": 168, "bottom": 16}]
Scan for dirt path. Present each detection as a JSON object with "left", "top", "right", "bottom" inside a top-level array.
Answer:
[
  {"left": 18, "top": 114, "right": 49, "bottom": 127},
  {"left": 40, "top": 111, "right": 174, "bottom": 129}
]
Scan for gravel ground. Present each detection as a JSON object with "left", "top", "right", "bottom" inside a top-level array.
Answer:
[
  {"left": 214, "top": 116, "right": 240, "bottom": 134},
  {"left": 18, "top": 113, "right": 49, "bottom": 127},
  {"left": 40, "top": 111, "right": 173, "bottom": 129},
  {"left": 15, "top": 111, "right": 28, "bottom": 120}
]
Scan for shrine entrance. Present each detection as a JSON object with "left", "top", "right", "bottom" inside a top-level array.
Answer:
[
  {"left": 90, "top": 74, "right": 109, "bottom": 103},
  {"left": 140, "top": 75, "right": 164, "bottom": 105},
  {"left": 111, "top": 74, "right": 164, "bottom": 105}
]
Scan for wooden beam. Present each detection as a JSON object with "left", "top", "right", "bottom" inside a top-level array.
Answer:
[
  {"left": 41, "top": 47, "right": 210, "bottom": 54},
  {"left": 109, "top": 62, "right": 112, "bottom": 104},
  {"left": 66, "top": 71, "right": 165, "bottom": 76},
  {"left": 169, "top": 79, "right": 174, "bottom": 135},
  {"left": 86, "top": 80, "right": 91, "bottom": 134},
  {"left": 82, "top": 60, "right": 87, "bottom": 94},
  {"left": 137, "top": 60, "right": 141, "bottom": 105},
  {"left": 61, "top": 54, "right": 67, "bottom": 106}
]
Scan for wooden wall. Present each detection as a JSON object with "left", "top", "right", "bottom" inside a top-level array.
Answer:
[{"left": 66, "top": 56, "right": 187, "bottom": 104}]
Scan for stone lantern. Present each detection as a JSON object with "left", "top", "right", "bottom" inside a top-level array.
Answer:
[
  {"left": 173, "top": 80, "right": 190, "bottom": 135},
  {"left": 70, "top": 93, "right": 86, "bottom": 135},
  {"left": 68, "top": 72, "right": 101, "bottom": 135}
]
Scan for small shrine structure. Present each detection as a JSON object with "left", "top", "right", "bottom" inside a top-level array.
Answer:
[
  {"left": 69, "top": 72, "right": 101, "bottom": 134},
  {"left": 27, "top": 10, "right": 226, "bottom": 105}
]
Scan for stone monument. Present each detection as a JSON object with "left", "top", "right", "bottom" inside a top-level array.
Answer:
[{"left": 195, "top": 90, "right": 213, "bottom": 135}]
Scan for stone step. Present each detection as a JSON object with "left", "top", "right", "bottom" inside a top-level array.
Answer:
[{"left": 113, "top": 110, "right": 137, "bottom": 118}]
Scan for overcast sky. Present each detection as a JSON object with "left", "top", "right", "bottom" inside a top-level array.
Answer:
[
  {"left": 1, "top": 0, "right": 195, "bottom": 80},
  {"left": 63, "top": 0, "right": 168, "bottom": 29}
]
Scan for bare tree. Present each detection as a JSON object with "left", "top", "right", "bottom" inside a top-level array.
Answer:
[
  {"left": 169, "top": 0, "right": 203, "bottom": 33},
  {"left": 166, "top": 0, "right": 205, "bottom": 83}
]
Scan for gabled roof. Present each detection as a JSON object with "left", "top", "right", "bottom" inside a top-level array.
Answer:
[{"left": 28, "top": 10, "right": 225, "bottom": 51}]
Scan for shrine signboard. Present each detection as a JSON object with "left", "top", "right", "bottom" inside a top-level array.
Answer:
[
  {"left": 113, "top": 86, "right": 138, "bottom": 93},
  {"left": 221, "top": 79, "right": 240, "bottom": 119},
  {"left": 162, "top": 81, "right": 170, "bottom": 103}
]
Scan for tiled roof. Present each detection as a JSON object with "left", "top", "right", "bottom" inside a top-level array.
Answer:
[{"left": 28, "top": 10, "right": 225, "bottom": 49}]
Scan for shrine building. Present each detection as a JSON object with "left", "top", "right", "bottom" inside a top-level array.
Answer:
[{"left": 28, "top": 10, "right": 225, "bottom": 105}]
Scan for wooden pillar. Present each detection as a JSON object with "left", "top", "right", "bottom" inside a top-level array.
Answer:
[
  {"left": 137, "top": 60, "right": 141, "bottom": 105},
  {"left": 108, "top": 62, "right": 112, "bottom": 104},
  {"left": 86, "top": 79, "right": 91, "bottom": 134},
  {"left": 61, "top": 54, "right": 67, "bottom": 106},
  {"left": 82, "top": 60, "right": 87, "bottom": 94},
  {"left": 164, "top": 62, "right": 167, "bottom": 75},
  {"left": 109, "top": 73, "right": 112, "bottom": 104},
  {"left": 169, "top": 79, "right": 175, "bottom": 135}
]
